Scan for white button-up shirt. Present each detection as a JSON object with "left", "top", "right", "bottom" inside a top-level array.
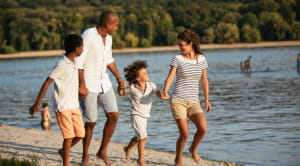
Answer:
[{"left": 78, "top": 27, "right": 114, "bottom": 93}]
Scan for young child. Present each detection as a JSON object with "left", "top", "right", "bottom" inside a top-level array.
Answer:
[
  {"left": 118, "top": 60, "right": 165, "bottom": 166},
  {"left": 41, "top": 102, "right": 53, "bottom": 130},
  {"left": 29, "top": 34, "right": 85, "bottom": 166}
]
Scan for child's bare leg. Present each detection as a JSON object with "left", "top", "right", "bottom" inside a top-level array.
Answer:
[
  {"left": 62, "top": 138, "right": 72, "bottom": 166},
  {"left": 59, "top": 137, "right": 82, "bottom": 158},
  {"left": 137, "top": 138, "right": 147, "bottom": 166},
  {"left": 188, "top": 113, "right": 207, "bottom": 163},
  {"left": 124, "top": 137, "right": 137, "bottom": 160}
]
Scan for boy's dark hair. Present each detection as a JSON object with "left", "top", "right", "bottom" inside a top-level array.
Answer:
[
  {"left": 124, "top": 60, "right": 148, "bottom": 85},
  {"left": 177, "top": 29, "right": 202, "bottom": 55},
  {"left": 98, "top": 11, "right": 118, "bottom": 27},
  {"left": 64, "top": 34, "right": 83, "bottom": 54},
  {"left": 42, "top": 102, "right": 48, "bottom": 108}
]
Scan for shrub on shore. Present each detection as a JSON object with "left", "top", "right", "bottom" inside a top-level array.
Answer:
[{"left": 0, "top": 154, "right": 39, "bottom": 166}]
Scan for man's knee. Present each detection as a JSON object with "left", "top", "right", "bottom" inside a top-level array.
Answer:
[{"left": 106, "top": 112, "right": 119, "bottom": 121}]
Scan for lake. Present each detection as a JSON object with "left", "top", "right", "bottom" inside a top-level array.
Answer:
[{"left": 0, "top": 46, "right": 299, "bottom": 166}]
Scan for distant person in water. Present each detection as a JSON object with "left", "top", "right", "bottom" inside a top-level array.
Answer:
[
  {"left": 41, "top": 102, "right": 53, "bottom": 130},
  {"left": 297, "top": 54, "right": 300, "bottom": 73},
  {"left": 264, "top": 67, "right": 270, "bottom": 72},
  {"left": 244, "top": 56, "right": 251, "bottom": 73},
  {"left": 240, "top": 61, "right": 245, "bottom": 73}
]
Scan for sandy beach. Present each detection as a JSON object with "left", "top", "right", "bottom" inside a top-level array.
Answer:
[
  {"left": 0, "top": 125, "right": 242, "bottom": 166},
  {"left": 0, "top": 40, "right": 300, "bottom": 59}
]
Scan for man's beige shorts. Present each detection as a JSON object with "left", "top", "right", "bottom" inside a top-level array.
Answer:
[{"left": 170, "top": 99, "right": 203, "bottom": 119}]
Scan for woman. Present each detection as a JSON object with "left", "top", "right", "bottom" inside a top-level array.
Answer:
[{"left": 160, "top": 29, "right": 212, "bottom": 166}]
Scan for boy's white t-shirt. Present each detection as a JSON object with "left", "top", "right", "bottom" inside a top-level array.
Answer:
[
  {"left": 49, "top": 54, "right": 79, "bottom": 111},
  {"left": 125, "top": 82, "right": 157, "bottom": 118}
]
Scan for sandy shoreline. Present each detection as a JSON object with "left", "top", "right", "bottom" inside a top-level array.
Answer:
[
  {"left": 0, "top": 125, "right": 242, "bottom": 166},
  {"left": 0, "top": 40, "right": 300, "bottom": 59}
]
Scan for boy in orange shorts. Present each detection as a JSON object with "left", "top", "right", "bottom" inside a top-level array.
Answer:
[{"left": 29, "top": 34, "right": 85, "bottom": 166}]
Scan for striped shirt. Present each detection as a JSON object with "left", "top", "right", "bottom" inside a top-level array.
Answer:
[{"left": 170, "top": 54, "right": 208, "bottom": 102}]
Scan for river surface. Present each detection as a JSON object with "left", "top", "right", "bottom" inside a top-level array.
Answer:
[{"left": 0, "top": 46, "right": 300, "bottom": 166}]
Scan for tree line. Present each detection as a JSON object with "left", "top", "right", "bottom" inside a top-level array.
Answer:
[{"left": 0, "top": 0, "right": 299, "bottom": 53}]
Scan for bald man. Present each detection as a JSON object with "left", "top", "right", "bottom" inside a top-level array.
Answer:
[{"left": 78, "top": 11, "right": 126, "bottom": 166}]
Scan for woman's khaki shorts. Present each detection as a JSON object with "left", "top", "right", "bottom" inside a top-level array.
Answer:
[{"left": 170, "top": 99, "right": 203, "bottom": 119}]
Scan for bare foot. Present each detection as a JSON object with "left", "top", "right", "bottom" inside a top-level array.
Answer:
[
  {"left": 58, "top": 149, "right": 63, "bottom": 160},
  {"left": 175, "top": 156, "right": 184, "bottom": 166},
  {"left": 81, "top": 156, "right": 90, "bottom": 166},
  {"left": 123, "top": 147, "right": 130, "bottom": 160},
  {"left": 188, "top": 148, "right": 201, "bottom": 163},
  {"left": 96, "top": 151, "right": 112, "bottom": 166},
  {"left": 138, "top": 160, "right": 146, "bottom": 166}
]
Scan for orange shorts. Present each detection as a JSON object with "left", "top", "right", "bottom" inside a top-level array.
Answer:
[{"left": 55, "top": 108, "right": 85, "bottom": 139}]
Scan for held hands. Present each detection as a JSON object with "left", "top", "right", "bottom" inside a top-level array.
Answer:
[
  {"left": 29, "top": 104, "right": 39, "bottom": 117},
  {"left": 156, "top": 91, "right": 170, "bottom": 100},
  {"left": 117, "top": 77, "right": 126, "bottom": 89},
  {"left": 79, "top": 84, "right": 89, "bottom": 99}
]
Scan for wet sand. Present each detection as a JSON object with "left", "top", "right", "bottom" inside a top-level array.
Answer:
[
  {"left": 0, "top": 125, "right": 242, "bottom": 166},
  {"left": 0, "top": 41, "right": 300, "bottom": 59}
]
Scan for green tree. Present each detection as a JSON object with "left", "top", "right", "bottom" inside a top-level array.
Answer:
[
  {"left": 166, "top": 31, "right": 177, "bottom": 45},
  {"left": 125, "top": 13, "right": 138, "bottom": 33},
  {"left": 259, "top": 12, "right": 291, "bottom": 40},
  {"left": 239, "top": 12, "right": 259, "bottom": 28},
  {"left": 278, "top": 0, "right": 296, "bottom": 23},
  {"left": 139, "top": 38, "right": 151, "bottom": 47},
  {"left": 138, "top": 17, "right": 155, "bottom": 44},
  {"left": 202, "top": 28, "right": 215, "bottom": 44},
  {"left": 240, "top": 24, "right": 261, "bottom": 42},
  {"left": 289, "top": 21, "right": 300, "bottom": 40},
  {"left": 112, "top": 32, "right": 126, "bottom": 49},
  {"left": 9, "top": 17, "right": 48, "bottom": 51},
  {"left": 215, "top": 22, "right": 240, "bottom": 43},
  {"left": 222, "top": 12, "right": 241, "bottom": 24},
  {"left": 125, "top": 32, "right": 139, "bottom": 47}
]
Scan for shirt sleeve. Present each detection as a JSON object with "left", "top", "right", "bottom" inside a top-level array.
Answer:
[
  {"left": 170, "top": 56, "right": 178, "bottom": 68},
  {"left": 151, "top": 82, "right": 157, "bottom": 92},
  {"left": 124, "top": 87, "right": 131, "bottom": 94},
  {"left": 201, "top": 56, "right": 208, "bottom": 69},
  {"left": 49, "top": 63, "right": 64, "bottom": 80}
]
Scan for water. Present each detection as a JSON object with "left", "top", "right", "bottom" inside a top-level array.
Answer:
[{"left": 1, "top": 46, "right": 300, "bottom": 166}]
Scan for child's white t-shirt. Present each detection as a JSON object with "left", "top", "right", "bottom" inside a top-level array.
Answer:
[{"left": 49, "top": 54, "right": 79, "bottom": 111}]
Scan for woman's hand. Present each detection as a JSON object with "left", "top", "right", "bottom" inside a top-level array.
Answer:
[{"left": 205, "top": 101, "right": 212, "bottom": 112}]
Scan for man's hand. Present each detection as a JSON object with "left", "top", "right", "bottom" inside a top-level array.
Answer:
[{"left": 117, "top": 78, "right": 126, "bottom": 89}]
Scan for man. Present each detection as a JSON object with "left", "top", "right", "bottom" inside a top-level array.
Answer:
[{"left": 78, "top": 11, "right": 126, "bottom": 166}]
